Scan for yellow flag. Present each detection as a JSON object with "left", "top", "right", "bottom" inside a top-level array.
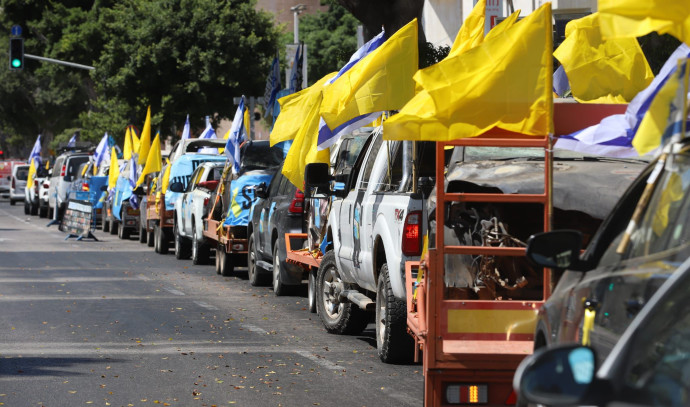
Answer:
[
  {"left": 27, "top": 158, "right": 36, "bottom": 187},
  {"left": 138, "top": 106, "right": 152, "bottom": 165},
  {"left": 554, "top": 13, "right": 654, "bottom": 104},
  {"left": 136, "top": 131, "right": 162, "bottom": 187},
  {"left": 123, "top": 127, "right": 133, "bottom": 160},
  {"left": 270, "top": 72, "right": 336, "bottom": 146},
  {"left": 161, "top": 158, "right": 172, "bottom": 193},
  {"left": 320, "top": 19, "right": 418, "bottom": 132},
  {"left": 385, "top": 3, "right": 553, "bottom": 141},
  {"left": 599, "top": 0, "right": 690, "bottom": 45},
  {"left": 108, "top": 147, "right": 120, "bottom": 190},
  {"left": 282, "top": 92, "right": 330, "bottom": 189},
  {"left": 449, "top": 0, "right": 485, "bottom": 57},
  {"left": 131, "top": 126, "right": 140, "bottom": 154}
]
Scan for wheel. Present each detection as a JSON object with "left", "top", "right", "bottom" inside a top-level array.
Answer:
[
  {"left": 192, "top": 226, "right": 210, "bottom": 265},
  {"left": 248, "top": 234, "right": 269, "bottom": 286},
  {"left": 174, "top": 222, "right": 191, "bottom": 260},
  {"left": 10, "top": 199, "right": 15, "bottom": 206},
  {"left": 376, "top": 263, "right": 414, "bottom": 363},
  {"left": 220, "top": 245, "right": 234, "bottom": 277},
  {"left": 39, "top": 205, "right": 48, "bottom": 218},
  {"left": 157, "top": 225, "right": 169, "bottom": 254},
  {"left": 147, "top": 228, "right": 155, "bottom": 247},
  {"left": 308, "top": 270, "right": 317, "bottom": 313},
  {"left": 48, "top": 207, "right": 54, "bottom": 219},
  {"left": 23, "top": 201, "right": 29, "bottom": 214},
  {"left": 272, "top": 244, "right": 290, "bottom": 296},
  {"left": 118, "top": 211, "right": 130, "bottom": 239},
  {"left": 102, "top": 212, "right": 109, "bottom": 232},
  {"left": 139, "top": 223, "right": 147, "bottom": 244},
  {"left": 30, "top": 201, "right": 38, "bottom": 216},
  {"left": 215, "top": 244, "right": 223, "bottom": 275},
  {"left": 316, "top": 250, "right": 369, "bottom": 334},
  {"left": 154, "top": 225, "right": 160, "bottom": 253},
  {"left": 110, "top": 219, "right": 118, "bottom": 235}
]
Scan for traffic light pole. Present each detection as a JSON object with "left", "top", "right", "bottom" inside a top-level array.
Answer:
[{"left": 24, "top": 53, "right": 94, "bottom": 71}]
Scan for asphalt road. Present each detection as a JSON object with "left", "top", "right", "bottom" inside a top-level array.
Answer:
[{"left": 0, "top": 200, "right": 423, "bottom": 407}]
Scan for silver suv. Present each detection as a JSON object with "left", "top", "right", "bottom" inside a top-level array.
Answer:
[{"left": 48, "top": 151, "right": 91, "bottom": 219}]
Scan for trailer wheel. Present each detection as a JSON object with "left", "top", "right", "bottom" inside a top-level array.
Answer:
[
  {"left": 316, "top": 250, "right": 369, "bottom": 335},
  {"left": 30, "top": 201, "right": 38, "bottom": 216},
  {"left": 147, "top": 226, "right": 155, "bottom": 247},
  {"left": 174, "top": 223, "right": 191, "bottom": 260},
  {"left": 139, "top": 223, "right": 147, "bottom": 244},
  {"left": 102, "top": 212, "right": 109, "bottom": 232},
  {"left": 156, "top": 224, "right": 169, "bottom": 254},
  {"left": 215, "top": 244, "right": 223, "bottom": 275},
  {"left": 308, "top": 270, "right": 317, "bottom": 313},
  {"left": 376, "top": 263, "right": 414, "bottom": 363},
  {"left": 248, "top": 234, "right": 268, "bottom": 286},
  {"left": 192, "top": 226, "right": 210, "bottom": 265},
  {"left": 220, "top": 246, "right": 235, "bottom": 277}
]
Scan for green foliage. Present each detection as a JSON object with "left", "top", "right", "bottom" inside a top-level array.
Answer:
[{"left": 419, "top": 42, "right": 450, "bottom": 69}]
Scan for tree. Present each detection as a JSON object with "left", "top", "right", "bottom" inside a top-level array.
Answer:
[{"left": 336, "top": 0, "right": 425, "bottom": 44}]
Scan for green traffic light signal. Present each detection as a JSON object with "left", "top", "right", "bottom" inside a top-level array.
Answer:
[
  {"left": 11, "top": 58, "right": 21, "bottom": 68},
  {"left": 9, "top": 37, "right": 23, "bottom": 70}
]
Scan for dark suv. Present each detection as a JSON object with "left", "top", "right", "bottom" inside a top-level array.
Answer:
[
  {"left": 247, "top": 166, "right": 305, "bottom": 295},
  {"left": 527, "top": 139, "right": 690, "bottom": 363}
]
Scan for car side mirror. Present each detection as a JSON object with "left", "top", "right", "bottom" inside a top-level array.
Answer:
[
  {"left": 526, "top": 230, "right": 582, "bottom": 271},
  {"left": 255, "top": 182, "right": 268, "bottom": 199},
  {"left": 515, "top": 345, "right": 597, "bottom": 406},
  {"left": 304, "top": 163, "right": 332, "bottom": 191},
  {"left": 169, "top": 182, "right": 185, "bottom": 193}
]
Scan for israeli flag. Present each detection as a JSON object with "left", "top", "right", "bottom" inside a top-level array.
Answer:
[
  {"left": 263, "top": 55, "right": 282, "bottom": 117},
  {"left": 127, "top": 156, "right": 139, "bottom": 209},
  {"left": 198, "top": 118, "right": 219, "bottom": 154},
  {"left": 94, "top": 133, "right": 110, "bottom": 169},
  {"left": 67, "top": 134, "right": 77, "bottom": 148},
  {"left": 29, "top": 135, "right": 42, "bottom": 168},
  {"left": 555, "top": 43, "right": 690, "bottom": 157},
  {"left": 181, "top": 114, "right": 190, "bottom": 140},
  {"left": 225, "top": 96, "right": 248, "bottom": 174},
  {"left": 317, "top": 29, "right": 386, "bottom": 150},
  {"left": 553, "top": 65, "right": 570, "bottom": 97}
]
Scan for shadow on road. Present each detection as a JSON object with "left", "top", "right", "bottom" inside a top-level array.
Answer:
[{"left": 0, "top": 356, "right": 124, "bottom": 377}]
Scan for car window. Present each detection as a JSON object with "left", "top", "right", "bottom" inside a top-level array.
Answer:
[
  {"left": 622, "top": 276, "right": 690, "bottom": 407},
  {"left": 359, "top": 133, "right": 383, "bottom": 191},
  {"left": 334, "top": 136, "right": 367, "bottom": 176},
  {"left": 187, "top": 167, "right": 204, "bottom": 192},
  {"left": 15, "top": 167, "right": 29, "bottom": 180},
  {"left": 66, "top": 156, "right": 90, "bottom": 179},
  {"left": 374, "top": 141, "right": 403, "bottom": 192}
]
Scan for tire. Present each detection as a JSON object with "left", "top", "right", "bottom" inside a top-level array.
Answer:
[
  {"left": 147, "top": 228, "right": 155, "bottom": 247},
  {"left": 215, "top": 244, "right": 223, "bottom": 275},
  {"left": 39, "top": 205, "right": 48, "bottom": 218},
  {"left": 102, "top": 212, "right": 109, "bottom": 232},
  {"left": 110, "top": 220, "right": 118, "bottom": 235},
  {"left": 118, "top": 211, "right": 130, "bottom": 240},
  {"left": 316, "top": 250, "right": 369, "bottom": 335},
  {"left": 30, "top": 202, "right": 38, "bottom": 216},
  {"left": 192, "top": 226, "right": 209, "bottom": 265},
  {"left": 376, "top": 263, "right": 414, "bottom": 364},
  {"left": 10, "top": 199, "right": 15, "bottom": 206},
  {"left": 157, "top": 225, "right": 169, "bottom": 254},
  {"left": 174, "top": 223, "right": 190, "bottom": 259},
  {"left": 248, "top": 234, "right": 269, "bottom": 286},
  {"left": 308, "top": 270, "right": 317, "bottom": 313},
  {"left": 48, "top": 207, "right": 54, "bottom": 220},
  {"left": 139, "top": 223, "right": 147, "bottom": 244},
  {"left": 272, "top": 244, "right": 290, "bottom": 296},
  {"left": 23, "top": 201, "right": 29, "bottom": 214},
  {"left": 220, "top": 245, "right": 234, "bottom": 277},
  {"left": 154, "top": 225, "right": 160, "bottom": 253}
]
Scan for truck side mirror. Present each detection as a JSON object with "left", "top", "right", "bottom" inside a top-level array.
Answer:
[
  {"left": 304, "top": 163, "right": 332, "bottom": 191},
  {"left": 255, "top": 182, "right": 268, "bottom": 199},
  {"left": 526, "top": 230, "right": 582, "bottom": 271}
]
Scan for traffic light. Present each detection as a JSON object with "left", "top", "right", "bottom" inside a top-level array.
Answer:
[{"left": 9, "top": 37, "right": 23, "bottom": 70}]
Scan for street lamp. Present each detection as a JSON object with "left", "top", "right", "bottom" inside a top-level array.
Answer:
[{"left": 290, "top": 4, "right": 307, "bottom": 43}]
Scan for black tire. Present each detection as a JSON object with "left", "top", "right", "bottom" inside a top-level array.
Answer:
[
  {"left": 154, "top": 225, "right": 160, "bottom": 253},
  {"left": 147, "top": 227, "right": 155, "bottom": 247},
  {"left": 308, "top": 270, "right": 317, "bottom": 313},
  {"left": 102, "top": 212, "right": 109, "bottom": 232},
  {"left": 39, "top": 205, "right": 48, "bottom": 218},
  {"left": 376, "top": 263, "right": 414, "bottom": 363},
  {"left": 110, "top": 220, "right": 118, "bottom": 235},
  {"left": 248, "top": 234, "right": 269, "bottom": 286},
  {"left": 192, "top": 226, "right": 210, "bottom": 265},
  {"left": 118, "top": 211, "right": 130, "bottom": 240},
  {"left": 174, "top": 223, "right": 190, "bottom": 260},
  {"left": 23, "top": 201, "right": 29, "bottom": 214},
  {"left": 157, "top": 225, "right": 169, "bottom": 254},
  {"left": 10, "top": 199, "right": 15, "bottom": 206},
  {"left": 215, "top": 244, "right": 223, "bottom": 275},
  {"left": 220, "top": 245, "right": 234, "bottom": 277},
  {"left": 272, "top": 244, "right": 290, "bottom": 296},
  {"left": 139, "top": 224, "right": 147, "bottom": 244},
  {"left": 48, "top": 207, "right": 54, "bottom": 219},
  {"left": 316, "top": 250, "right": 369, "bottom": 335},
  {"left": 30, "top": 201, "right": 38, "bottom": 216}
]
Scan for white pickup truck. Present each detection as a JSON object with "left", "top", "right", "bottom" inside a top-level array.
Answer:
[{"left": 305, "top": 127, "right": 436, "bottom": 363}]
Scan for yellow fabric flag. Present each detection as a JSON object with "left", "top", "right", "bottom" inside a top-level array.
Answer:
[
  {"left": 136, "top": 131, "right": 162, "bottom": 187},
  {"left": 27, "top": 158, "right": 36, "bottom": 187},
  {"left": 385, "top": 3, "right": 553, "bottom": 141},
  {"left": 485, "top": 9, "right": 521, "bottom": 41},
  {"left": 282, "top": 92, "right": 330, "bottom": 189},
  {"left": 108, "top": 147, "right": 120, "bottom": 191},
  {"left": 320, "top": 19, "right": 418, "bottom": 132},
  {"left": 131, "top": 126, "right": 140, "bottom": 154},
  {"left": 138, "top": 106, "right": 152, "bottom": 166},
  {"left": 161, "top": 158, "right": 172, "bottom": 193},
  {"left": 553, "top": 13, "right": 654, "bottom": 104},
  {"left": 270, "top": 72, "right": 336, "bottom": 146},
  {"left": 599, "top": 0, "right": 690, "bottom": 45},
  {"left": 449, "top": 0, "right": 485, "bottom": 57},
  {"left": 123, "top": 127, "right": 133, "bottom": 160}
]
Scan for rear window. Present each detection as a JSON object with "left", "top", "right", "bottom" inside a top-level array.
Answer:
[
  {"left": 15, "top": 167, "right": 29, "bottom": 180},
  {"left": 241, "top": 142, "right": 284, "bottom": 172},
  {"left": 66, "top": 156, "right": 90, "bottom": 178},
  {"left": 52, "top": 158, "right": 65, "bottom": 178}
]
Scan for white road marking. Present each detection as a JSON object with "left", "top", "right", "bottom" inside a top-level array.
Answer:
[
  {"left": 241, "top": 324, "right": 268, "bottom": 335},
  {"left": 193, "top": 301, "right": 218, "bottom": 310},
  {"left": 0, "top": 295, "right": 185, "bottom": 301},
  {"left": 163, "top": 288, "right": 185, "bottom": 296},
  {"left": 0, "top": 277, "right": 147, "bottom": 283},
  {"left": 295, "top": 350, "right": 342, "bottom": 371}
]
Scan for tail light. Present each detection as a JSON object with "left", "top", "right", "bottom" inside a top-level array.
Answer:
[
  {"left": 34, "top": 180, "right": 39, "bottom": 187},
  {"left": 445, "top": 384, "right": 488, "bottom": 404},
  {"left": 82, "top": 182, "right": 90, "bottom": 192},
  {"left": 203, "top": 197, "right": 209, "bottom": 207},
  {"left": 42, "top": 182, "right": 49, "bottom": 189},
  {"left": 11, "top": 177, "right": 15, "bottom": 189},
  {"left": 402, "top": 211, "right": 422, "bottom": 256},
  {"left": 288, "top": 190, "right": 304, "bottom": 214},
  {"left": 60, "top": 164, "right": 66, "bottom": 177}
]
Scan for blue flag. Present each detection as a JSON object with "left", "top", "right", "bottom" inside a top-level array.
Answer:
[
  {"left": 289, "top": 43, "right": 304, "bottom": 93},
  {"left": 29, "top": 135, "right": 42, "bottom": 168},
  {"left": 181, "top": 114, "right": 190, "bottom": 140},
  {"left": 94, "top": 133, "right": 110, "bottom": 170},
  {"left": 127, "top": 156, "right": 139, "bottom": 209},
  {"left": 225, "top": 96, "right": 248, "bottom": 174},
  {"left": 67, "top": 134, "right": 77, "bottom": 148},
  {"left": 264, "top": 55, "right": 282, "bottom": 118},
  {"left": 553, "top": 65, "right": 570, "bottom": 97},
  {"left": 317, "top": 30, "right": 386, "bottom": 150},
  {"left": 223, "top": 172, "right": 275, "bottom": 227}
]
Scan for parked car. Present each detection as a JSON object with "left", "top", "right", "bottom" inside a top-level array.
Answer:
[
  {"left": 0, "top": 160, "right": 25, "bottom": 197},
  {"left": 48, "top": 149, "right": 92, "bottom": 219},
  {"left": 110, "top": 159, "right": 142, "bottom": 239},
  {"left": 25, "top": 164, "right": 48, "bottom": 216},
  {"left": 38, "top": 176, "right": 50, "bottom": 218},
  {"left": 515, "top": 255, "right": 690, "bottom": 407},
  {"left": 9, "top": 164, "right": 29, "bottom": 206},
  {"left": 247, "top": 165, "right": 306, "bottom": 293},
  {"left": 67, "top": 160, "right": 108, "bottom": 225},
  {"left": 172, "top": 161, "right": 225, "bottom": 264},
  {"left": 526, "top": 139, "right": 689, "bottom": 363},
  {"left": 101, "top": 159, "right": 125, "bottom": 233}
]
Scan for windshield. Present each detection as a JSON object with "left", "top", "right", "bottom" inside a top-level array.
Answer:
[{"left": 241, "top": 142, "right": 283, "bottom": 172}]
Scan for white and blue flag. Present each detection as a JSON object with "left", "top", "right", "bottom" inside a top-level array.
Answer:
[
  {"left": 553, "top": 65, "right": 570, "bottom": 97},
  {"left": 29, "top": 135, "right": 42, "bottom": 168},
  {"left": 181, "top": 114, "right": 190, "bottom": 140},
  {"left": 94, "top": 133, "right": 110, "bottom": 170},
  {"left": 127, "top": 156, "right": 139, "bottom": 209},
  {"left": 67, "top": 134, "right": 77, "bottom": 148},
  {"left": 225, "top": 96, "right": 248, "bottom": 174},
  {"left": 317, "top": 29, "right": 386, "bottom": 151},
  {"left": 198, "top": 118, "right": 219, "bottom": 154},
  {"left": 556, "top": 43, "right": 690, "bottom": 157},
  {"left": 264, "top": 54, "right": 282, "bottom": 117}
]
